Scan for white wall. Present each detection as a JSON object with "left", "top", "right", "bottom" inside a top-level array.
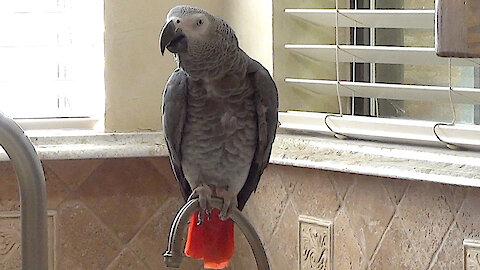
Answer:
[
  {"left": 224, "top": 1, "right": 273, "bottom": 73},
  {"left": 104, "top": 1, "right": 274, "bottom": 131}
]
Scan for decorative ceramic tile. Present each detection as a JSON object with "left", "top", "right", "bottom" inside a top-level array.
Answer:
[
  {"left": 299, "top": 215, "right": 332, "bottom": 270},
  {"left": 0, "top": 211, "right": 56, "bottom": 270},
  {"left": 464, "top": 239, "right": 480, "bottom": 270}
]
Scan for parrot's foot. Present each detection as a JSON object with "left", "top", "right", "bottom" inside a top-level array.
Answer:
[
  {"left": 216, "top": 188, "right": 238, "bottom": 221},
  {"left": 188, "top": 184, "right": 213, "bottom": 225}
]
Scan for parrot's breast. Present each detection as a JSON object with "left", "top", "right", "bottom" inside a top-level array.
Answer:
[{"left": 180, "top": 76, "right": 257, "bottom": 191}]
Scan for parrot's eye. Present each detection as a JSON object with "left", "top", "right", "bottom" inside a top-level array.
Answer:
[
  {"left": 176, "top": 19, "right": 180, "bottom": 24},
  {"left": 197, "top": 19, "right": 203, "bottom": 26}
]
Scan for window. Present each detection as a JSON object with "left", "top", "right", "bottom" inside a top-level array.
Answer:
[
  {"left": 275, "top": 0, "right": 480, "bottom": 149},
  {"left": 0, "top": 0, "right": 104, "bottom": 129}
]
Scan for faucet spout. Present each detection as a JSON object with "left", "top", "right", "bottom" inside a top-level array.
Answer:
[
  {"left": 164, "top": 197, "right": 270, "bottom": 269},
  {"left": 0, "top": 112, "right": 48, "bottom": 270}
]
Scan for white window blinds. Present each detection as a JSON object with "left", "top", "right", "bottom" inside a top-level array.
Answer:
[
  {"left": 0, "top": 0, "right": 104, "bottom": 121},
  {"left": 276, "top": 0, "right": 480, "bottom": 150}
]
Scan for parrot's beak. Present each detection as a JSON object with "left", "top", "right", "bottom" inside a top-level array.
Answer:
[{"left": 159, "top": 20, "right": 187, "bottom": 55}]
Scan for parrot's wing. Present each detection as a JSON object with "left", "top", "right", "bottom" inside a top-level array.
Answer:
[
  {"left": 162, "top": 68, "right": 192, "bottom": 201},
  {"left": 237, "top": 59, "right": 279, "bottom": 210}
]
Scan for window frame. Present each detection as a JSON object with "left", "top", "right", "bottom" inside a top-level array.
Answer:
[
  {"left": 1, "top": 0, "right": 105, "bottom": 131},
  {"left": 275, "top": 0, "right": 480, "bottom": 150}
]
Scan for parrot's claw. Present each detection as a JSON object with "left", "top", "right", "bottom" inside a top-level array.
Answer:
[
  {"left": 216, "top": 188, "right": 238, "bottom": 221},
  {"left": 196, "top": 211, "right": 204, "bottom": 225},
  {"left": 219, "top": 204, "right": 236, "bottom": 221},
  {"left": 196, "top": 208, "right": 212, "bottom": 225},
  {"left": 205, "top": 208, "right": 212, "bottom": 221},
  {"left": 189, "top": 184, "right": 213, "bottom": 225}
]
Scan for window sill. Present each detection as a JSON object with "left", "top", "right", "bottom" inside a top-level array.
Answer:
[
  {"left": 0, "top": 130, "right": 167, "bottom": 161},
  {"left": 273, "top": 129, "right": 480, "bottom": 187},
  {"left": 0, "top": 130, "right": 479, "bottom": 188}
]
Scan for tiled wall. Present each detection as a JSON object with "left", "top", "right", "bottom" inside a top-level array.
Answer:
[
  {"left": 1, "top": 157, "right": 479, "bottom": 269},
  {"left": 243, "top": 165, "right": 480, "bottom": 270},
  {"left": 0, "top": 158, "right": 206, "bottom": 270}
]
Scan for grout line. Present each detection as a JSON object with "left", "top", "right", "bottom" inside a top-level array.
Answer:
[
  {"left": 103, "top": 247, "right": 153, "bottom": 270},
  {"left": 331, "top": 177, "right": 367, "bottom": 266},
  {"left": 289, "top": 199, "right": 301, "bottom": 270},
  {"left": 427, "top": 193, "right": 466, "bottom": 270},
  {"left": 56, "top": 199, "right": 124, "bottom": 269},
  {"left": 367, "top": 207, "right": 396, "bottom": 267},
  {"left": 328, "top": 171, "right": 352, "bottom": 204},
  {"left": 392, "top": 182, "right": 415, "bottom": 245},
  {"left": 383, "top": 179, "right": 401, "bottom": 207},
  {"left": 145, "top": 157, "right": 178, "bottom": 187},
  {"left": 103, "top": 249, "right": 121, "bottom": 270},
  {"left": 74, "top": 199, "right": 124, "bottom": 247},
  {"left": 128, "top": 196, "right": 180, "bottom": 247},
  {"left": 42, "top": 162, "right": 68, "bottom": 190},
  {"left": 281, "top": 167, "right": 295, "bottom": 202},
  {"left": 426, "top": 216, "right": 457, "bottom": 270},
  {"left": 263, "top": 172, "right": 295, "bottom": 247},
  {"left": 333, "top": 175, "right": 357, "bottom": 220},
  {"left": 131, "top": 246, "right": 154, "bottom": 270},
  {"left": 42, "top": 162, "right": 76, "bottom": 202},
  {"left": 368, "top": 181, "right": 411, "bottom": 267},
  {"left": 52, "top": 212, "right": 57, "bottom": 270},
  {"left": 127, "top": 196, "right": 181, "bottom": 269},
  {"left": 343, "top": 177, "right": 371, "bottom": 265},
  {"left": 330, "top": 175, "right": 356, "bottom": 267},
  {"left": 265, "top": 197, "right": 293, "bottom": 248}
]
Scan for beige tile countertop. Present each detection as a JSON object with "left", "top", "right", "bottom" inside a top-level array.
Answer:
[{"left": 0, "top": 129, "right": 479, "bottom": 188}]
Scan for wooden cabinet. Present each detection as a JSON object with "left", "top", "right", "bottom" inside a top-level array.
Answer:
[{"left": 436, "top": 0, "right": 480, "bottom": 57}]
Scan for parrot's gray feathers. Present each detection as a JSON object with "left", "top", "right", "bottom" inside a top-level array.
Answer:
[
  {"left": 237, "top": 59, "right": 279, "bottom": 210},
  {"left": 162, "top": 68, "right": 191, "bottom": 200},
  {"left": 167, "top": 5, "right": 208, "bottom": 18},
  {"left": 161, "top": 5, "right": 278, "bottom": 214}
]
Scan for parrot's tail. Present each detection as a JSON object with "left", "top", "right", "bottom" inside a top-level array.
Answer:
[{"left": 185, "top": 209, "right": 235, "bottom": 269}]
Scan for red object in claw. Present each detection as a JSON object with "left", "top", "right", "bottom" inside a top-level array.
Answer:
[{"left": 185, "top": 209, "right": 235, "bottom": 269}]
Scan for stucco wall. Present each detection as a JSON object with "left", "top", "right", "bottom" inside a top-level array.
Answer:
[{"left": 104, "top": 1, "right": 273, "bottom": 132}]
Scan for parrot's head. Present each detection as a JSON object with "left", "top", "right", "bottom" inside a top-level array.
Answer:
[{"left": 159, "top": 5, "right": 237, "bottom": 57}]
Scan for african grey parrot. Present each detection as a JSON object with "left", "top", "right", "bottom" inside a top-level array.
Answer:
[{"left": 159, "top": 5, "right": 278, "bottom": 269}]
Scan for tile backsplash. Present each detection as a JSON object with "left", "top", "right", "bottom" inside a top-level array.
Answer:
[{"left": 1, "top": 158, "right": 479, "bottom": 269}]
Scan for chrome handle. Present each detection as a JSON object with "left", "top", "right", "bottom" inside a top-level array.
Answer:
[
  {"left": 164, "top": 197, "right": 270, "bottom": 269},
  {"left": 0, "top": 113, "right": 48, "bottom": 270}
]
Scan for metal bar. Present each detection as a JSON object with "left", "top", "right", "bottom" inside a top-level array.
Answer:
[
  {"left": 0, "top": 112, "right": 48, "bottom": 270},
  {"left": 475, "top": 67, "right": 480, "bottom": 124},
  {"left": 335, "top": 0, "right": 344, "bottom": 116},
  {"left": 369, "top": 0, "right": 378, "bottom": 116},
  {"left": 164, "top": 198, "right": 270, "bottom": 270},
  {"left": 353, "top": 0, "right": 371, "bottom": 116}
]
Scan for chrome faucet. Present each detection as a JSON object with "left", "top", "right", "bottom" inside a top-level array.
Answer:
[
  {"left": 0, "top": 112, "right": 48, "bottom": 270},
  {"left": 164, "top": 197, "right": 270, "bottom": 269}
]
